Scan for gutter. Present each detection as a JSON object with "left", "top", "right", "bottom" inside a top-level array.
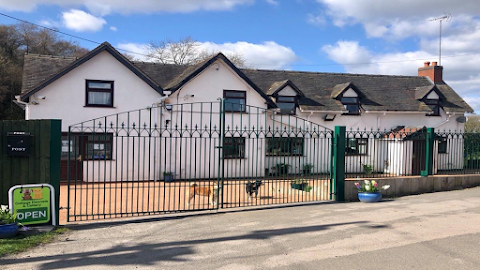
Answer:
[{"left": 364, "top": 111, "right": 428, "bottom": 114}]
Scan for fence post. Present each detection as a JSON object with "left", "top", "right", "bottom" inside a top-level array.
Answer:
[
  {"left": 422, "top": 127, "right": 435, "bottom": 176},
  {"left": 49, "top": 120, "right": 62, "bottom": 226},
  {"left": 332, "top": 126, "right": 346, "bottom": 202}
]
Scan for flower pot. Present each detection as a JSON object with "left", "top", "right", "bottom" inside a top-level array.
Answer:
[
  {"left": 358, "top": 192, "right": 382, "bottom": 203},
  {"left": 291, "top": 183, "right": 308, "bottom": 191},
  {"left": 164, "top": 175, "right": 174, "bottom": 183},
  {"left": 0, "top": 223, "right": 19, "bottom": 239}
]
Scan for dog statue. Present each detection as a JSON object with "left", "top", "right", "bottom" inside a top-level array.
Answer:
[
  {"left": 245, "top": 180, "right": 263, "bottom": 199},
  {"left": 187, "top": 182, "right": 219, "bottom": 206}
]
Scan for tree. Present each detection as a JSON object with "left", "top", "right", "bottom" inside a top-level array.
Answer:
[
  {"left": 0, "top": 23, "right": 89, "bottom": 120},
  {"left": 146, "top": 36, "right": 246, "bottom": 67},
  {"left": 465, "top": 116, "right": 480, "bottom": 133}
]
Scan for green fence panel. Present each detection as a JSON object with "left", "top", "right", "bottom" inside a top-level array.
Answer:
[
  {"left": 0, "top": 119, "right": 61, "bottom": 225},
  {"left": 421, "top": 127, "right": 434, "bottom": 176},
  {"left": 332, "top": 126, "right": 346, "bottom": 202}
]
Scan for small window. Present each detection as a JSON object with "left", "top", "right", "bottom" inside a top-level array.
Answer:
[
  {"left": 341, "top": 97, "right": 360, "bottom": 115},
  {"left": 86, "top": 134, "right": 113, "bottom": 160},
  {"left": 266, "top": 137, "right": 304, "bottom": 156},
  {"left": 276, "top": 96, "right": 297, "bottom": 115},
  {"left": 425, "top": 99, "right": 441, "bottom": 116},
  {"left": 224, "top": 90, "right": 246, "bottom": 112},
  {"left": 86, "top": 80, "right": 114, "bottom": 107},
  {"left": 346, "top": 138, "right": 368, "bottom": 155},
  {"left": 438, "top": 136, "right": 448, "bottom": 154},
  {"left": 224, "top": 137, "right": 245, "bottom": 159}
]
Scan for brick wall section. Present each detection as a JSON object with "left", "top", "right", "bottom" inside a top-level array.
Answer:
[{"left": 418, "top": 62, "right": 444, "bottom": 84}]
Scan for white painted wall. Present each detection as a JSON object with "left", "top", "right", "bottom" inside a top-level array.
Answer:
[
  {"left": 277, "top": 85, "right": 297, "bottom": 96},
  {"left": 26, "top": 51, "right": 468, "bottom": 182},
  {"left": 27, "top": 51, "right": 163, "bottom": 131}
]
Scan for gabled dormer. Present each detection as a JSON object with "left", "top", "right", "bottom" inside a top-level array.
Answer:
[
  {"left": 415, "top": 85, "right": 446, "bottom": 116},
  {"left": 267, "top": 80, "right": 303, "bottom": 115},
  {"left": 331, "top": 82, "right": 365, "bottom": 115}
]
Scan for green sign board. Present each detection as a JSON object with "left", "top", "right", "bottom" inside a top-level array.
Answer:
[{"left": 9, "top": 184, "right": 55, "bottom": 226}]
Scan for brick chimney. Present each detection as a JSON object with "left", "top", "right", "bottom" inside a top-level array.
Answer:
[{"left": 418, "top": 61, "right": 443, "bottom": 84}]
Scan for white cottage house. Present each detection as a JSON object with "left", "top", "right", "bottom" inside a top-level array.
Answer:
[{"left": 16, "top": 42, "right": 473, "bottom": 181}]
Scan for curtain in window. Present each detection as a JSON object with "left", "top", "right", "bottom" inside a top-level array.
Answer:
[{"left": 89, "top": 91, "right": 112, "bottom": 105}]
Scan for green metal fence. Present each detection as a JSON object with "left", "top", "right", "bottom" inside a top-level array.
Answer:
[
  {"left": 344, "top": 128, "right": 430, "bottom": 178},
  {"left": 435, "top": 130, "right": 480, "bottom": 175},
  {"left": 66, "top": 101, "right": 334, "bottom": 222}
]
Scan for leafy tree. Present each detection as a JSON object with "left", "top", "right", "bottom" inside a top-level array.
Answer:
[{"left": 465, "top": 116, "right": 480, "bottom": 133}]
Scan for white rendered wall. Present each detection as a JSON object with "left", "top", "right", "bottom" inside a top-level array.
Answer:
[{"left": 27, "top": 51, "right": 162, "bottom": 131}]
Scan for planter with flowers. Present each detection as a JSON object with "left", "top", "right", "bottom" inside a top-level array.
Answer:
[
  {"left": 354, "top": 180, "right": 390, "bottom": 203},
  {"left": 0, "top": 207, "right": 19, "bottom": 239}
]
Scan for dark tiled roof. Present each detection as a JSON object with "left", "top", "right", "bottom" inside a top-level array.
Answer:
[
  {"left": 21, "top": 54, "right": 77, "bottom": 94},
  {"left": 21, "top": 45, "right": 473, "bottom": 113},
  {"left": 131, "top": 62, "right": 189, "bottom": 89},
  {"left": 266, "top": 80, "right": 289, "bottom": 95},
  {"left": 21, "top": 42, "right": 163, "bottom": 100},
  {"left": 241, "top": 69, "right": 473, "bottom": 113}
]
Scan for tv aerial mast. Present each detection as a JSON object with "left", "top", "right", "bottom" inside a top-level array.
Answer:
[{"left": 430, "top": 13, "right": 452, "bottom": 66}]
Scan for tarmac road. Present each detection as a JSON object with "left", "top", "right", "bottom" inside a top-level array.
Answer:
[{"left": 3, "top": 187, "right": 480, "bottom": 270}]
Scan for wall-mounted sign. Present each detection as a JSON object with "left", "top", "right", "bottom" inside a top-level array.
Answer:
[
  {"left": 8, "top": 184, "right": 56, "bottom": 226},
  {"left": 6, "top": 132, "right": 32, "bottom": 157}
]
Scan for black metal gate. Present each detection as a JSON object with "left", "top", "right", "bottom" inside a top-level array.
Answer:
[{"left": 66, "top": 101, "right": 333, "bottom": 222}]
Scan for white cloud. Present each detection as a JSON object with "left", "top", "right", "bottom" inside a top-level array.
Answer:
[
  {"left": 109, "top": 26, "right": 117, "bottom": 32},
  {"left": 117, "top": 41, "right": 297, "bottom": 69},
  {"left": 322, "top": 40, "right": 480, "bottom": 112},
  {"left": 117, "top": 43, "right": 150, "bottom": 61},
  {"left": 39, "top": 19, "right": 61, "bottom": 28},
  {"left": 307, "top": 14, "right": 326, "bottom": 27},
  {"left": 0, "top": 0, "right": 254, "bottom": 14},
  {"left": 198, "top": 41, "right": 297, "bottom": 69},
  {"left": 62, "top": 9, "right": 106, "bottom": 32},
  {"left": 317, "top": 0, "right": 480, "bottom": 39},
  {"left": 265, "top": 0, "right": 279, "bottom": 5}
]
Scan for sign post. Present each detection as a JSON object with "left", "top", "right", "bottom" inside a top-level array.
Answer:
[{"left": 8, "top": 184, "right": 56, "bottom": 226}]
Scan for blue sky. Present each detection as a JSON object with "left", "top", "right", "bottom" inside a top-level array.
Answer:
[{"left": 1, "top": 0, "right": 479, "bottom": 113}]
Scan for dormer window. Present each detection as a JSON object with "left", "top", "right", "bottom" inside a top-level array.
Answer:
[
  {"left": 341, "top": 97, "right": 360, "bottom": 115},
  {"left": 425, "top": 99, "right": 441, "bottom": 116},
  {"left": 276, "top": 96, "right": 297, "bottom": 115}
]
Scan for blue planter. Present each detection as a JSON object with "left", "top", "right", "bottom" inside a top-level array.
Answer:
[
  {"left": 0, "top": 223, "right": 19, "bottom": 239},
  {"left": 164, "top": 175, "right": 174, "bottom": 183},
  {"left": 358, "top": 192, "right": 382, "bottom": 203}
]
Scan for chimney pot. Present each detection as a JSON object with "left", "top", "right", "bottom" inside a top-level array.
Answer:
[{"left": 418, "top": 62, "right": 443, "bottom": 84}]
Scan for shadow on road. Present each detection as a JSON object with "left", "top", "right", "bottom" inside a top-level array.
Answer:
[{"left": 1, "top": 221, "right": 372, "bottom": 269}]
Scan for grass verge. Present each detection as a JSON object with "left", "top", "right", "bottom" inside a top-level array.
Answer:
[{"left": 0, "top": 227, "right": 69, "bottom": 256}]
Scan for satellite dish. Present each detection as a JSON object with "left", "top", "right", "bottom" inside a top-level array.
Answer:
[{"left": 456, "top": 116, "right": 466, "bottom": 123}]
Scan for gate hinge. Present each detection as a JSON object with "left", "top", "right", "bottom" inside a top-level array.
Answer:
[{"left": 59, "top": 206, "right": 71, "bottom": 210}]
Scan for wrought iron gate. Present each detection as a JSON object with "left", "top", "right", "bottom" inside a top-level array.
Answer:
[{"left": 66, "top": 101, "right": 333, "bottom": 222}]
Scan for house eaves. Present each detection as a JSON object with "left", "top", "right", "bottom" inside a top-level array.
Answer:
[
  {"left": 20, "top": 42, "right": 163, "bottom": 101},
  {"left": 165, "top": 53, "right": 277, "bottom": 108}
]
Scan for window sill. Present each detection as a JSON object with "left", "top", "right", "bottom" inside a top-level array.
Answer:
[
  {"left": 84, "top": 105, "right": 116, "bottom": 108},
  {"left": 266, "top": 155, "right": 304, "bottom": 157},
  {"left": 224, "top": 111, "right": 248, "bottom": 114}
]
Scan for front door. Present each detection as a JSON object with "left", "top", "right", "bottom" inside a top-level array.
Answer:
[
  {"left": 412, "top": 139, "right": 426, "bottom": 175},
  {"left": 60, "top": 134, "right": 84, "bottom": 181}
]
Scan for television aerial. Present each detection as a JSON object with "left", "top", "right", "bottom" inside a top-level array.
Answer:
[{"left": 429, "top": 13, "right": 452, "bottom": 66}]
